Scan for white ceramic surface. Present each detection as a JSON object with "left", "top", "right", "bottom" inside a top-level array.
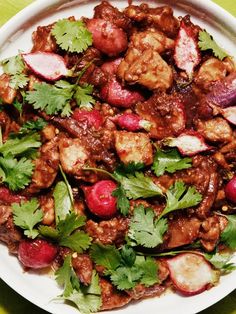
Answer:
[{"left": 0, "top": 1, "right": 236, "bottom": 313}]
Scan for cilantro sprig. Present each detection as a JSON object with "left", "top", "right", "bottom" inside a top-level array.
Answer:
[
  {"left": 90, "top": 244, "right": 159, "bottom": 290},
  {"left": 198, "top": 30, "right": 229, "bottom": 60},
  {"left": 12, "top": 199, "right": 43, "bottom": 238},
  {"left": 221, "top": 215, "right": 236, "bottom": 249},
  {"left": 56, "top": 255, "right": 101, "bottom": 314}
]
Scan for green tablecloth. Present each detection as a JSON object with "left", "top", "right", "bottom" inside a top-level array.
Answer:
[{"left": 0, "top": 0, "right": 235, "bottom": 313}]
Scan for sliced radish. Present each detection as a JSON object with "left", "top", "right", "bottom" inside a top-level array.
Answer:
[
  {"left": 166, "top": 131, "right": 211, "bottom": 156},
  {"left": 222, "top": 106, "right": 236, "bottom": 125},
  {"left": 174, "top": 20, "right": 200, "bottom": 76},
  {"left": 22, "top": 52, "right": 71, "bottom": 81},
  {"left": 166, "top": 253, "right": 219, "bottom": 296},
  {"left": 112, "top": 113, "right": 152, "bottom": 132}
]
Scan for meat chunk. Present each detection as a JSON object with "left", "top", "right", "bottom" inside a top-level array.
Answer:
[
  {"left": 199, "top": 215, "right": 222, "bottom": 252},
  {"left": 0, "top": 205, "right": 22, "bottom": 253},
  {"left": 163, "top": 216, "right": 201, "bottom": 249},
  {"left": 100, "top": 278, "right": 131, "bottom": 310},
  {"left": 86, "top": 217, "right": 129, "bottom": 245},
  {"left": 196, "top": 117, "right": 233, "bottom": 143},
  {"left": 114, "top": 131, "right": 153, "bottom": 165},
  {"left": 94, "top": 1, "right": 130, "bottom": 29},
  {"left": 117, "top": 29, "right": 173, "bottom": 90},
  {"left": 194, "top": 58, "right": 228, "bottom": 91},
  {"left": 124, "top": 4, "right": 179, "bottom": 38},
  {"left": 136, "top": 93, "right": 185, "bottom": 140},
  {"left": 39, "top": 195, "right": 55, "bottom": 226},
  {"left": 59, "top": 137, "right": 96, "bottom": 181},
  {"left": 0, "top": 74, "right": 17, "bottom": 104},
  {"left": 31, "top": 24, "right": 57, "bottom": 52},
  {"left": 27, "top": 139, "right": 59, "bottom": 193},
  {"left": 72, "top": 254, "right": 93, "bottom": 285},
  {"left": 127, "top": 283, "right": 166, "bottom": 300}
]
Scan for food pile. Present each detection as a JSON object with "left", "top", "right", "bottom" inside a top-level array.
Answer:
[{"left": 0, "top": 1, "right": 236, "bottom": 313}]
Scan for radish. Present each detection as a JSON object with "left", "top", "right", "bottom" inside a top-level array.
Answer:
[
  {"left": 101, "top": 58, "right": 122, "bottom": 76},
  {"left": 174, "top": 20, "right": 200, "bottom": 76},
  {"left": 72, "top": 109, "right": 103, "bottom": 130},
  {"left": 222, "top": 106, "right": 236, "bottom": 125},
  {"left": 112, "top": 113, "right": 152, "bottom": 131},
  {"left": 0, "top": 187, "right": 26, "bottom": 204},
  {"left": 225, "top": 176, "right": 236, "bottom": 203},
  {"left": 166, "top": 253, "right": 219, "bottom": 296},
  {"left": 165, "top": 131, "right": 211, "bottom": 156},
  {"left": 22, "top": 52, "right": 71, "bottom": 81},
  {"left": 18, "top": 239, "right": 58, "bottom": 269},
  {"left": 82, "top": 180, "right": 117, "bottom": 218}
]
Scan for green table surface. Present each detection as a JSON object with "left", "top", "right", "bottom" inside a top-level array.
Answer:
[{"left": 0, "top": 0, "right": 236, "bottom": 313}]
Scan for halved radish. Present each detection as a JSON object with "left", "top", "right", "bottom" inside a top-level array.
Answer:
[
  {"left": 22, "top": 52, "right": 71, "bottom": 81},
  {"left": 112, "top": 113, "right": 152, "bottom": 132},
  {"left": 222, "top": 106, "right": 236, "bottom": 125},
  {"left": 166, "top": 253, "right": 219, "bottom": 296},
  {"left": 165, "top": 131, "right": 211, "bottom": 156}
]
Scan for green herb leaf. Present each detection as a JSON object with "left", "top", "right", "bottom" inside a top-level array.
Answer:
[
  {"left": 59, "top": 231, "right": 91, "bottom": 253},
  {"left": 152, "top": 148, "right": 192, "bottom": 177},
  {"left": 116, "top": 172, "right": 163, "bottom": 200},
  {"left": 38, "top": 225, "right": 60, "bottom": 240},
  {"left": 12, "top": 198, "right": 43, "bottom": 238},
  {"left": 198, "top": 30, "right": 229, "bottom": 60},
  {"left": 129, "top": 205, "right": 168, "bottom": 248},
  {"left": 204, "top": 251, "right": 236, "bottom": 272},
  {"left": 0, "top": 132, "right": 41, "bottom": 157},
  {"left": 52, "top": 19, "right": 92, "bottom": 53},
  {"left": 110, "top": 265, "right": 143, "bottom": 290},
  {"left": 53, "top": 181, "right": 73, "bottom": 224},
  {"left": 221, "top": 215, "right": 236, "bottom": 249},
  {"left": 0, "top": 156, "right": 34, "bottom": 191},
  {"left": 74, "top": 84, "right": 95, "bottom": 110},
  {"left": 12, "top": 100, "right": 23, "bottom": 115},
  {"left": 135, "top": 256, "right": 159, "bottom": 287},
  {"left": 159, "top": 181, "right": 202, "bottom": 220},
  {"left": 57, "top": 212, "right": 86, "bottom": 239},
  {"left": 115, "top": 162, "right": 145, "bottom": 176},
  {"left": 18, "top": 118, "right": 47, "bottom": 135},
  {"left": 112, "top": 185, "right": 130, "bottom": 216},
  {"left": 90, "top": 243, "right": 122, "bottom": 271}
]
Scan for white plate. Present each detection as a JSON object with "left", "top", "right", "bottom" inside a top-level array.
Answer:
[{"left": 0, "top": 1, "right": 236, "bottom": 313}]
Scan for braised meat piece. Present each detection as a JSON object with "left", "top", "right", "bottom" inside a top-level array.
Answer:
[
  {"left": 100, "top": 278, "right": 131, "bottom": 310},
  {"left": 0, "top": 74, "right": 17, "bottom": 104},
  {"left": 31, "top": 23, "right": 57, "bottom": 52},
  {"left": 124, "top": 4, "right": 179, "bottom": 38},
  {"left": 86, "top": 217, "right": 129, "bottom": 245},
  {"left": 114, "top": 131, "right": 153, "bottom": 165},
  {"left": 136, "top": 92, "right": 185, "bottom": 139},
  {"left": 38, "top": 194, "right": 55, "bottom": 226},
  {"left": 127, "top": 283, "right": 166, "bottom": 300},
  {"left": 117, "top": 29, "right": 173, "bottom": 90},
  {"left": 72, "top": 254, "right": 93, "bottom": 285}
]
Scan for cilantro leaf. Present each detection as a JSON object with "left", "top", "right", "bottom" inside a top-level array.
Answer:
[
  {"left": 12, "top": 199, "right": 43, "bottom": 238},
  {"left": 26, "top": 82, "right": 73, "bottom": 116},
  {"left": 53, "top": 181, "right": 73, "bottom": 224},
  {"left": 1, "top": 55, "right": 29, "bottom": 89},
  {"left": 60, "top": 231, "right": 91, "bottom": 253},
  {"left": 110, "top": 265, "right": 143, "bottom": 290},
  {"left": 112, "top": 185, "right": 130, "bottom": 216},
  {"left": 74, "top": 85, "right": 95, "bottom": 110},
  {"left": 116, "top": 172, "right": 163, "bottom": 200},
  {"left": 57, "top": 212, "right": 86, "bottom": 239},
  {"left": 198, "top": 30, "right": 229, "bottom": 60},
  {"left": 135, "top": 256, "right": 159, "bottom": 287},
  {"left": 204, "top": 251, "right": 236, "bottom": 272},
  {"left": 129, "top": 205, "right": 168, "bottom": 248},
  {"left": 115, "top": 162, "right": 145, "bottom": 176},
  {"left": 0, "top": 132, "right": 41, "bottom": 157},
  {"left": 152, "top": 148, "right": 192, "bottom": 177},
  {"left": 12, "top": 100, "right": 23, "bottom": 115},
  {"left": 38, "top": 225, "right": 60, "bottom": 240},
  {"left": 221, "top": 215, "right": 236, "bottom": 249},
  {"left": 158, "top": 181, "right": 202, "bottom": 220},
  {"left": 120, "top": 245, "right": 136, "bottom": 267},
  {"left": 90, "top": 244, "right": 122, "bottom": 271},
  {"left": 52, "top": 19, "right": 92, "bottom": 53},
  {"left": 0, "top": 156, "right": 34, "bottom": 191},
  {"left": 18, "top": 118, "right": 47, "bottom": 135}
]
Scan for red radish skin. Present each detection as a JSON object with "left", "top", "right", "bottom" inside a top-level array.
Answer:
[
  {"left": 167, "top": 131, "right": 211, "bottom": 156},
  {"left": 101, "top": 58, "right": 122, "bottom": 75},
  {"left": 18, "top": 239, "right": 58, "bottom": 269},
  {"left": 225, "top": 176, "right": 236, "bottom": 203},
  {"left": 166, "top": 253, "right": 218, "bottom": 296},
  {"left": 86, "top": 19, "right": 128, "bottom": 57},
  {"left": 22, "top": 52, "right": 70, "bottom": 81},
  {"left": 113, "top": 113, "right": 151, "bottom": 131},
  {"left": 222, "top": 107, "right": 236, "bottom": 125},
  {"left": 100, "top": 77, "right": 144, "bottom": 108},
  {"left": 0, "top": 187, "right": 26, "bottom": 204},
  {"left": 72, "top": 109, "right": 103, "bottom": 130},
  {"left": 174, "top": 20, "right": 200, "bottom": 76},
  {"left": 83, "top": 180, "right": 117, "bottom": 218}
]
